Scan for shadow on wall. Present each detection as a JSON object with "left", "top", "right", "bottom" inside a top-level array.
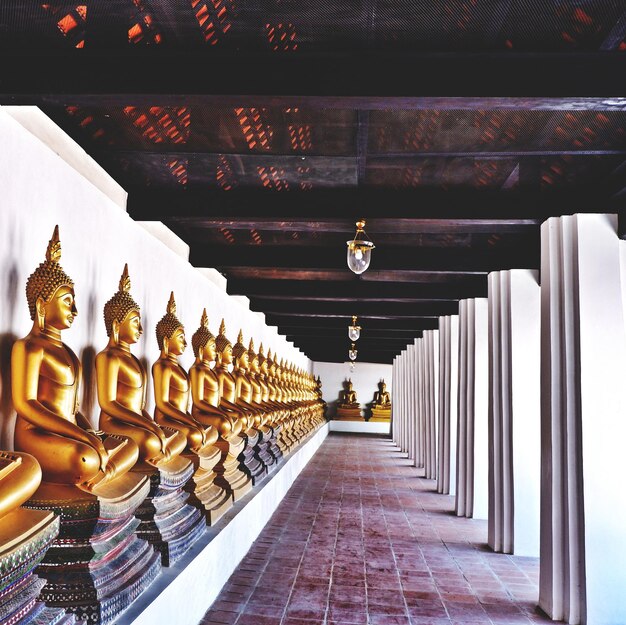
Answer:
[
  {"left": 0, "top": 263, "right": 20, "bottom": 449},
  {"left": 79, "top": 269, "right": 99, "bottom": 429}
]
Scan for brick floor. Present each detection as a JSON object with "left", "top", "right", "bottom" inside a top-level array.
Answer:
[{"left": 199, "top": 433, "right": 553, "bottom": 625}]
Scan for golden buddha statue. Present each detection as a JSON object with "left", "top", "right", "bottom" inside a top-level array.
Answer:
[
  {"left": 96, "top": 265, "right": 188, "bottom": 472},
  {"left": 190, "top": 310, "right": 251, "bottom": 503},
  {"left": 190, "top": 310, "right": 243, "bottom": 441},
  {"left": 247, "top": 339, "right": 280, "bottom": 464},
  {"left": 12, "top": 226, "right": 141, "bottom": 496},
  {"left": 370, "top": 379, "right": 392, "bottom": 423},
  {"left": 373, "top": 380, "right": 391, "bottom": 407},
  {"left": 214, "top": 320, "right": 264, "bottom": 482},
  {"left": 336, "top": 378, "right": 363, "bottom": 421},
  {"left": 152, "top": 293, "right": 220, "bottom": 470},
  {"left": 233, "top": 331, "right": 274, "bottom": 470}
]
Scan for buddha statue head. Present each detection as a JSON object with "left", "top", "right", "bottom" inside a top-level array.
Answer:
[
  {"left": 103, "top": 264, "right": 143, "bottom": 345},
  {"left": 258, "top": 343, "right": 268, "bottom": 376},
  {"left": 215, "top": 319, "right": 233, "bottom": 366},
  {"left": 191, "top": 309, "right": 216, "bottom": 362},
  {"left": 156, "top": 292, "right": 186, "bottom": 357},
  {"left": 267, "top": 349, "right": 276, "bottom": 377},
  {"left": 380, "top": 380, "right": 387, "bottom": 392},
  {"left": 248, "top": 338, "right": 260, "bottom": 374},
  {"left": 232, "top": 330, "right": 249, "bottom": 370},
  {"left": 26, "top": 225, "right": 77, "bottom": 332}
]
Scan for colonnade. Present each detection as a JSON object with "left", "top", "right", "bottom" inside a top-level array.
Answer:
[{"left": 391, "top": 213, "right": 626, "bottom": 625}]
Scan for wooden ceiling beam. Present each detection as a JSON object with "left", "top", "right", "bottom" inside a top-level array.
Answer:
[
  {"left": 267, "top": 315, "right": 440, "bottom": 331},
  {"left": 128, "top": 188, "right": 603, "bottom": 221},
  {"left": 255, "top": 300, "right": 458, "bottom": 316},
  {"left": 227, "top": 279, "right": 487, "bottom": 299},
  {"left": 2, "top": 52, "right": 625, "bottom": 103},
  {"left": 176, "top": 218, "right": 538, "bottom": 235},
  {"left": 190, "top": 244, "right": 539, "bottom": 272},
  {"left": 224, "top": 267, "right": 487, "bottom": 283}
]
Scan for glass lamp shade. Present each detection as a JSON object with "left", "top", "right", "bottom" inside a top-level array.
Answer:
[
  {"left": 348, "top": 347, "right": 358, "bottom": 361},
  {"left": 348, "top": 325, "right": 361, "bottom": 341},
  {"left": 346, "top": 240, "right": 375, "bottom": 275}
]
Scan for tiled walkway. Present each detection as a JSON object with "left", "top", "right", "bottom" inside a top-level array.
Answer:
[{"left": 200, "top": 434, "right": 552, "bottom": 625}]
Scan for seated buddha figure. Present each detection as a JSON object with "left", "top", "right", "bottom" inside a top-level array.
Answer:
[
  {"left": 189, "top": 309, "right": 243, "bottom": 441},
  {"left": 96, "top": 265, "right": 187, "bottom": 471},
  {"left": 12, "top": 226, "right": 139, "bottom": 493},
  {"left": 257, "top": 344, "right": 286, "bottom": 423},
  {"left": 339, "top": 379, "right": 359, "bottom": 408},
  {"left": 152, "top": 293, "right": 219, "bottom": 461},
  {"left": 373, "top": 380, "right": 391, "bottom": 408},
  {"left": 232, "top": 330, "right": 265, "bottom": 427}
]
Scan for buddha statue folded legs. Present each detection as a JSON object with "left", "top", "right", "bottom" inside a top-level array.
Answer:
[
  {"left": 96, "top": 266, "right": 203, "bottom": 563},
  {"left": 11, "top": 227, "right": 159, "bottom": 625},
  {"left": 153, "top": 295, "right": 232, "bottom": 524}
]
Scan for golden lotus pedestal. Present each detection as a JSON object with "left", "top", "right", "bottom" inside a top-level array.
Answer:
[
  {"left": 335, "top": 406, "right": 364, "bottom": 421},
  {"left": 25, "top": 474, "right": 161, "bottom": 625},
  {"left": 369, "top": 407, "right": 392, "bottom": 422},
  {"left": 0, "top": 508, "right": 75, "bottom": 624}
]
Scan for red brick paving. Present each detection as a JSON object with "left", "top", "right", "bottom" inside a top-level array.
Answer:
[{"left": 200, "top": 434, "right": 553, "bottom": 625}]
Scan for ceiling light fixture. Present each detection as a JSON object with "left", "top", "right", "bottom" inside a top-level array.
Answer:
[
  {"left": 348, "top": 315, "right": 361, "bottom": 341},
  {"left": 348, "top": 342, "right": 358, "bottom": 361},
  {"left": 346, "top": 219, "right": 375, "bottom": 275}
]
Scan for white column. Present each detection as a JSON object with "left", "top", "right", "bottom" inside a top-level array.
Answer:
[
  {"left": 398, "top": 351, "right": 405, "bottom": 453},
  {"left": 488, "top": 270, "right": 540, "bottom": 557},
  {"left": 416, "top": 338, "right": 425, "bottom": 469},
  {"left": 539, "top": 214, "right": 626, "bottom": 625},
  {"left": 437, "top": 315, "right": 459, "bottom": 496},
  {"left": 407, "top": 344, "right": 418, "bottom": 465},
  {"left": 455, "top": 298, "right": 489, "bottom": 520},
  {"left": 423, "top": 329, "right": 439, "bottom": 480},
  {"left": 391, "top": 356, "right": 397, "bottom": 443}
]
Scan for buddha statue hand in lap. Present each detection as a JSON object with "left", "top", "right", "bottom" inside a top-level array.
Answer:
[
  {"left": 190, "top": 309, "right": 242, "bottom": 439},
  {"left": 12, "top": 226, "right": 139, "bottom": 493},
  {"left": 152, "top": 293, "right": 218, "bottom": 456},
  {"left": 96, "top": 265, "right": 187, "bottom": 470}
]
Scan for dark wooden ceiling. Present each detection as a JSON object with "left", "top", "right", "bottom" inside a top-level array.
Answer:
[{"left": 1, "top": 1, "right": 625, "bottom": 363}]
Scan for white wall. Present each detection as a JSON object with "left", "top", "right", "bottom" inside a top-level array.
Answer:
[
  {"left": 312, "top": 361, "right": 393, "bottom": 418},
  {"left": 0, "top": 107, "right": 309, "bottom": 448}
]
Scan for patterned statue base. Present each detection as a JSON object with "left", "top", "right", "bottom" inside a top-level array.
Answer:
[
  {"left": 0, "top": 508, "right": 75, "bottom": 625},
  {"left": 213, "top": 437, "right": 253, "bottom": 503},
  {"left": 26, "top": 475, "right": 160, "bottom": 625},
  {"left": 369, "top": 407, "right": 392, "bottom": 422},
  {"left": 238, "top": 429, "right": 266, "bottom": 485},
  {"left": 135, "top": 457, "right": 206, "bottom": 565},
  {"left": 335, "top": 406, "right": 364, "bottom": 421},
  {"left": 265, "top": 424, "right": 283, "bottom": 463},
  {"left": 255, "top": 426, "right": 277, "bottom": 473}
]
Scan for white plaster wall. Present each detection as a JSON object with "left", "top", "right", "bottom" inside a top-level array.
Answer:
[
  {"left": 0, "top": 108, "right": 309, "bottom": 448},
  {"left": 313, "top": 360, "right": 393, "bottom": 419}
]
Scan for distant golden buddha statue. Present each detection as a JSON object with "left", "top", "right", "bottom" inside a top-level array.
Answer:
[
  {"left": 96, "top": 265, "right": 188, "bottom": 471},
  {"left": 373, "top": 380, "right": 391, "bottom": 408},
  {"left": 151, "top": 293, "right": 219, "bottom": 467},
  {"left": 214, "top": 320, "right": 264, "bottom": 481},
  {"left": 12, "top": 226, "right": 140, "bottom": 495},
  {"left": 339, "top": 379, "right": 359, "bottom": 407},
  {"left": 232, "top": 330, "right": 264, "bottom": 426},
  {"left": 336, "top": 378, "right": 363, "bottom": 421},
  {"left": 370, "top": 379, "right": 392, "bottom": 423},
  {"left": 190, "top": 310, "right": 251, "bottom": 502}
]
